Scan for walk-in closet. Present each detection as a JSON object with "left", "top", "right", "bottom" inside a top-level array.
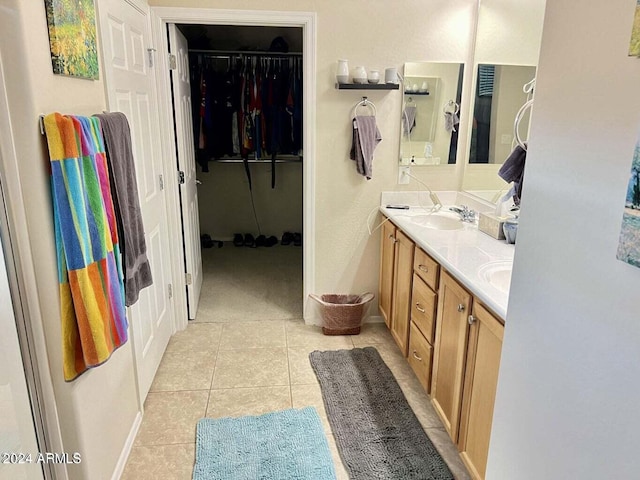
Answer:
[{"left": 171, "top": 24, "right": 304, "bottom": 322}]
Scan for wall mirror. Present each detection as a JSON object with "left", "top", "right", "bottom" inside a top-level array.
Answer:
[
  {"left": 462, "top": 0, "right": 547, "bottom": 201},
  {"left": 399, "top": 62, "right": 464, "bottom": 166}
]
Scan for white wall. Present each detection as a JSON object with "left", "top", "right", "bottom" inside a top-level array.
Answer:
[
  {"left": 0, "top": 1, "right": 139, "bottom": 479},
  {"left": 151, "top": 0, "right": 477, "bottom": 300},
  {"left": 487, "top": 0, "right": 640, "bottom": 478}
]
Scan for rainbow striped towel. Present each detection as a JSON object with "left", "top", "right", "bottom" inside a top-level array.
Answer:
[{"left": 44, "top": 113, "right": 127, "bottom": 381}]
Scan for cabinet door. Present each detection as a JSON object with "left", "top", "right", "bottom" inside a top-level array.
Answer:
[
  {"left": 458, "top": 303, "right": 504, "bottom": 480},
  {"left": 390, "top": 230, "right": 415, "bottom": 356},
  {"left": 431, "top": 270, "right": 472, "bottom": 440},
  {"left": 379, "top": 220, "right": 396, "bottom": 327},
  {"left": 408, "top": 321, "right": 433, "bottom": 393}
]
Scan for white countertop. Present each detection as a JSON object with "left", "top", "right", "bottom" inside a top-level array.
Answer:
[{"left": 380, "top": 193, "right": 515, "bottom": 320}]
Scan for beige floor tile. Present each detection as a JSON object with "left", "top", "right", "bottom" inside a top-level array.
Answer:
[
  {"left": 425, "top": 428, "right": 472, "bottom": 480},
  {"left": 219, "top": 321, "right": 286, "bottom": 350},
  {"left": 399, "top": 378, "right": 446, "bottom": 430},
  {"left": 165, "top": 323, "right": 221, "bottom": 355},
  {"left": 206, "top": 386, "right": 291, "bottom": 418},
  {"left": 150, "top": 349, "right": 216, "bottom": 392},
  {"left": 287, "top": 346, "right": 321, "bottom": 385},
  {"left": 212, "top": 348, "right": 289, "bottom": 388},
  {"left": 285, "top": 321, "right": 355, "bottom": 349},
  {"left": 291, "top": 383, "right": 331, "bottom": 433},
  {"left": 135, "top": 391, "right": 208, "bottom": 446},
  {"left": 121, "top": 444, "right": 195, "bottom": 480},
  {"left": 326, "top": 434, "right": 349, "bottom": 480},
  {"left": 372, "top": 342, "right": 416, "bottom": 382},
  {"left": 351, "top": 322, "right": 396, "bottom": 348}
]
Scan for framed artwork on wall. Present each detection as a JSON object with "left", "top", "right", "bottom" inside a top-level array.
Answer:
[
  {"left": 44, "top": 0, "right": 99, "bottom": 79},
  {"left": 617, "top": 130, "right": 640, "bottom": 268},
  {"left": 630, "top": 0, "right": 640, "bottom": 57}
]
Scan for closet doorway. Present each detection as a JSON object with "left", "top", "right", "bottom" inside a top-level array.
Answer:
[{"left": 163, "top": 14, "right": 314, "bottom": 325}]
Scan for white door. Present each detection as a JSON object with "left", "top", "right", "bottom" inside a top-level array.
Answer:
[
  {"left": 168, "top": 24, "right": 202, "bottom": 320},
  {"left": 99, "top": 0, "right": 174, "bottom": 402}
]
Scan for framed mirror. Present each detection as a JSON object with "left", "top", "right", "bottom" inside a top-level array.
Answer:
[
  {"left": 400, "top": 62, "right": 464, "bottom": 166},
  {"left": 462, "top": 0, "right": 547, "bottom": 201}
]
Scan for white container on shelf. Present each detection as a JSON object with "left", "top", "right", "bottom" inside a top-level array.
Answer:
[
  {"left": 353, "top": 66, "right": 367, "bottom": 84},
  {"left": 368, "top": 70, "right": 380, "bottom": 84},
  {"left": 336, "top": 59, "right": 349, "bottom": 84}
]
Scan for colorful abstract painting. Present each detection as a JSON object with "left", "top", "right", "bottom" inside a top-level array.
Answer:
[
  {"left": 617, "top": 133, "right": 640, "bottom": 268},
  {"left": 44, "top": 0, "right": 99, "bottom": 79},
  {"left": 630, "top": 0, "right": 640, "bottom": 56}
]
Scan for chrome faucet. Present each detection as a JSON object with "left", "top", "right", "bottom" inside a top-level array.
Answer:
[{"left": 449, "top": 205, "right": 477, "bottom": 223}]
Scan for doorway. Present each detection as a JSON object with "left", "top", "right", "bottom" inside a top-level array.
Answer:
[{"left": 152, "top": 8, "right": 315, "bottom": 324}]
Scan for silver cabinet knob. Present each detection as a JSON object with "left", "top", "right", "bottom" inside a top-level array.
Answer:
[
  {"left": 415, "top": 303, "right": 426, "bottom": 313},
  {"left": 457, "top": 303, "right": 465, "bottom": 312},
  {"left": 468, "top": 315, "right": 476, "bottom": 325}
]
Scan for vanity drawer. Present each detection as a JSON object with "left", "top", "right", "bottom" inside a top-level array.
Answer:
[
  {"left": 408, "top": 322, "right": 433, "bottom": 394},
  {"left": 414, "top": 248, "right": 439, "bottom": 291},
  {"left": 411, "top": 273, "right": 437, "bottom": 343}
]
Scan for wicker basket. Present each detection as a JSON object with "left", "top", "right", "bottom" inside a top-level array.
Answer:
[{"left": 309, "top": 293, "right": 374, "bottom": 335}]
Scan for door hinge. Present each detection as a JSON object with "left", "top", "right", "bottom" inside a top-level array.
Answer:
[
  {"left": 185, "top": 273, "right": 192, "bottom": 286},
  {"left": 159, "top": 174, "right": 164, "bottom": 190},
  {"left": 169, "top": 54, "right": 177, "bottom": 70},
  {"left": 178, "top": 171, "right": 185, "bottom": 185},
  {"left": 147, "top": 48, "right": 157, "bottom": 67},
  {"left": 168, "top": 283, "right": 173, "bottom": 299}
]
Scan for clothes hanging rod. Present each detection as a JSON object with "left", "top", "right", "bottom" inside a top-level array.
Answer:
[
  {"left": 189, "top": 49, "right": 302, "bottom": 57},
  {"left": 211, "top": 157, "right": 302, "bottom": 164}
]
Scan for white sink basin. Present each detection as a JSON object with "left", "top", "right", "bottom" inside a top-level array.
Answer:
[
  {"left": 478, "top": 261, "right": 513, "bottom": 293},
  {"left": 410, "top": 213, "right": 462, "bottom": 230}
]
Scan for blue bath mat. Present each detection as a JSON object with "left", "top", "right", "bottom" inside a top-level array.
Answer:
[{"left": 193, "top": 407, "right": 336, "bottom": 480}]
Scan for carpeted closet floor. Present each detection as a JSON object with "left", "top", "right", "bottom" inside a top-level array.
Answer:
[{"left": 120, "top": 244, "right": 470, "bottom": 479}]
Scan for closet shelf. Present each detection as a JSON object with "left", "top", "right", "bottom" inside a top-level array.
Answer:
[
  {"left": 190, "top": 49, "right": 302, "bottom": 56},
  {"left": 211, "top": 157, "right": 302, "bottom": 164},
  {"left": 335, "top": 83, "right": 400, "bottom": 90}
]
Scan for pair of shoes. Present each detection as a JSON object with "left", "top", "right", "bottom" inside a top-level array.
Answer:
[
  {"left": 233, "top": 233, "right": 244, "bottom": 247},
  {"left": 281, "top": 232, "right": 293, "bottom": 245},
  {"left": 255, "top": 235, "right": 279, "bottom": 247},
  {"left": 292, "top": 233, "right": 302, "bottom": 246},
  {"left": 201, "top": 234, "right": 214, "bottom": 248}
]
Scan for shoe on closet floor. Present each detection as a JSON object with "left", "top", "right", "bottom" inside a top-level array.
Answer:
[
  {"left": 281, "top": 232, "right": 293, "bottom": 245},
  {"left": 293, "top": 233, "right": 302, "bottom": 246},
  {"left": 265, "top": 235, "right": 278, "bottom": 247},
  {"left": 255, "top": 235, "right": 267, "bottom": 247},
  {"left": 233, "top": 233, "right": 244, "bottom": 247},
  {"left": 244, "top": 233, "right": 256, "bottom": 248}
]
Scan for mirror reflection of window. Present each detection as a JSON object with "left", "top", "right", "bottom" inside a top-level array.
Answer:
[{"left": 469, "top": 64, "right": 536, "bottom": 164}]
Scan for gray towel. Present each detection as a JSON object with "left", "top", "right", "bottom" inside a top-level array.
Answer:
[
  {"left": 498, "top": 144, "right": 527, "bottom": 205},
  {"left": 95, "top": 112, "right": 153, "bottom": 306},
  {"left": 444, "top": 111, "right": 460, "bottom": 133},
  {"left": 402, "top": 106, "right": 417, "bottom": 136},
  {"left": 349, "top": 116, "right": 382, "bottom": 180}
]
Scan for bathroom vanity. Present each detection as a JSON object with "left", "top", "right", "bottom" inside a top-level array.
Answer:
[{"left": 378, "top": 192, "right": 514, "bottom": 480}]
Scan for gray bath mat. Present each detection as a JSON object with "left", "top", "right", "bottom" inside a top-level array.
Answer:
[{"left": 309, "top": 347, "right": 453, "bottom": 480}]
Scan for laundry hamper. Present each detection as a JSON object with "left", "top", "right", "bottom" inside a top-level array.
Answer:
[{"left": 309, "top": 293, "right": 374, "bottom": 335}]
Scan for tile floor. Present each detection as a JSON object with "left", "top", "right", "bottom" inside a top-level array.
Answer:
[{"left": 121, "top": 247, "right": 471, "bottom": 480}]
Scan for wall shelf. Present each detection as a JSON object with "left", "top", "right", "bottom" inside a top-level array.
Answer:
[
  {"left": 404, "top": 91, "right": 430, "bottom": 96},
  {"left": 335, "top": 83, "right": 399, "bottom": 90}
]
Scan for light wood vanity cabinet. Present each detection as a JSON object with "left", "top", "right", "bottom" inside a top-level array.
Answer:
[
  {"left": 431, "top": 271, "right": 473, "bottom": 439},
  {"left": 378, "top": 221, "right": 415, "bottom": 356},
  {"left": 458, "top": 302, "right": 504, "bottom": 480},
  {"left": 378, "top": 216, "right": 504, "bottom": 480},
  {"left": 389, "top": 230, "right": 415, "bottom": 356},
  {"left": 379, "top": 220, "right": 396, "bottom": 327}
]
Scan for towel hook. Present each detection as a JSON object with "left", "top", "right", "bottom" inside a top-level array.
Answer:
[
  {"left": 443, "top": 100, "right": 459, "bottom": 115},
  {"left": 514, "top": 99, "right": 534, "bottom": 150},
  {"left": 353, "top": 96, "right": 376, "bottom": 116}
]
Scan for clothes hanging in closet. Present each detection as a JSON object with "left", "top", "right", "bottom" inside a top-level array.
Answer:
[{"left": 191, "top": 54, "right": 303, "bottom": 172}]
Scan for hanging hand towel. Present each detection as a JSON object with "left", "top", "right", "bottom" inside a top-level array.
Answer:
[
  {"left": 43, "top": 113, "right": 127, "bottom": 381},
  {"left": 498, "top": 144, "right": 527, "bottom": 205},
  {"left": 95, "top": 112, "right": 153, "bottom": 307},
  {"left": 402, "top": 105, "right": 417, "bottom": 136},
  {"left": 349, "top": 115, "right": 382, "bottom": 180},
  {"left": 444, "top": 111, "right": 460, "bottom": 133}
]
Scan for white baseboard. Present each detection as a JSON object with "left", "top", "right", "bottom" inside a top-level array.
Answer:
[{"left": 111, "top": 412, "right": 142, "bottom": 480}]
